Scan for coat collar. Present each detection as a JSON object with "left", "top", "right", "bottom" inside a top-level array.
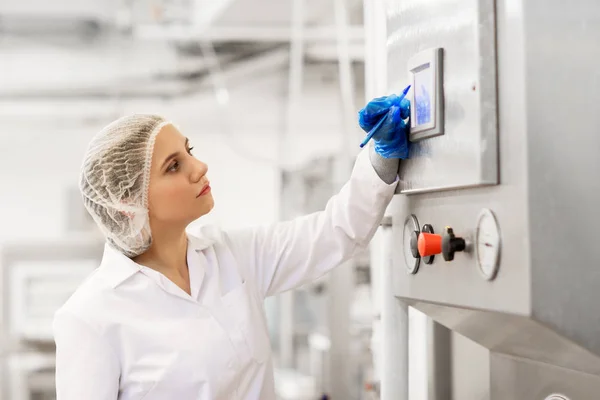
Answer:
[{"left": 98, "top": 230, "right": 217, "bottom": 288}]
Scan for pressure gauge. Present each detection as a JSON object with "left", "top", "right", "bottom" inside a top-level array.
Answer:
[
  {"left": 475, "top": 209, "right": 501, "bottom": 280},
  {"left": 545, "top": 395, "right": 570, "bottom": 400},
  {"left": 403, "top": 214, "right": 421, "bottom": 274}
]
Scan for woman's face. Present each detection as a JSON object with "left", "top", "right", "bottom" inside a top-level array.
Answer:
[{"left": 147, "top": 124, "right": 214, "bottom": 227}]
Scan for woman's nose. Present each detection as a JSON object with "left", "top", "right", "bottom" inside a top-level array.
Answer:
[{"left": 191, "top": 159, "right": 208, "bottom": 183}]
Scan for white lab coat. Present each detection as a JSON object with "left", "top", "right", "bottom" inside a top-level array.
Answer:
[{"left": 53, "top": 148, "right": 397, "bottom": 400}]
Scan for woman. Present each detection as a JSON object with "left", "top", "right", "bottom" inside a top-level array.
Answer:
[{"left": 53, "top": 94, "right": 410, "bottom": 400}]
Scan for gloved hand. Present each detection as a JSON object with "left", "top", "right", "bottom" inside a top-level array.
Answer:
[{"left": 358, "top": 94, "right": 411, "bottom": 159}]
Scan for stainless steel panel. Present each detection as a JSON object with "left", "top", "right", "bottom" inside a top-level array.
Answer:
[
  {"left": 427, "top": 320, "right": 452, "bottom": 400},
  {"left": 490, "top": 354, "right": 600, "bottom": 400},
  {"left": 379, "top": 223, "right": 409, "bottom": 400},
  {"left": 0, "top": 237, "right": 104, "bottom": 400},
  {"left": 378, "top": 0, "right": 600, "bottom": 397},
  {"left": 524, "top": 0, "right": 600, "bottom": 360},
  {"left": 386, "top": 0, "right": 498, "bottom": 193},
  {"left": 450, "top": 333, "right": 490, "bottom": 400},
  {"left": 404, "top": 300, "right": 600, "bottom": 376},
  {"left": 0, "top": 237, "right": 104, "bottom": 336}
]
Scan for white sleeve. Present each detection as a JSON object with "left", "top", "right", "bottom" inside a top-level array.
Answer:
[
  {"left": 223, "top": 147, "right": 398, "bottom": 298},
  {"left": 53, "top": 310, "right": 120, "bottom": 400}
]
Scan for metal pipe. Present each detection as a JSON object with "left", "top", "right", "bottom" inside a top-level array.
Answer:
[
  {"left": 380, "top": 219, "right": 409, "bottom": 400},
  {"left": 326, "top": 259, "right": 353, "bottom": 398},
  {"left": 0, "top": 48, "right": 288, "bottom": 100},
  {"left": 189, "top": 43, "right": 297, "bottom": 168},
  {"left": 333, "top": 0, "right": 357, "bottom": 159},
  {"left": 278, "top": 0, "right": 306, "bottom": 369},
  {"left": 133, "top": 25, "right": 365, "bottom": 42},
  {"left": 427, "top": 320, "right": 452, "bottom": 400},
  {"left": 325, "top": 2, "right": 358, "bottom": 398},
  {"left": 287, "top": 0, "right": 305, "bottom": 117}
]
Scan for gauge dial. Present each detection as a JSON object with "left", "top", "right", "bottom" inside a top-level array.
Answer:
[
  {"left": 475, "top": 209, "right": 501, "bottom": 280},
  {"left": 403, "top": 214, "right": 420, "bottom": 274},
  {"left": 545, "top": 395, "right": 570, "bottom": 400}
]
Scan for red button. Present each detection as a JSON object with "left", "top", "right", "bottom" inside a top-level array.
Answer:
[{"left": 418, "top": 232, "right": 442, "bottom": 257}]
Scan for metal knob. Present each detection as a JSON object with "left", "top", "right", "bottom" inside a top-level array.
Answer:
[{"left": 442, "top": 227, "right": 466, "bottom": 261}]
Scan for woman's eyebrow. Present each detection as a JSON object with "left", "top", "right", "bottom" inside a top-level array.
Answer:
[{"left": 161, "top": 138, "right": 189, "bottom": 169}]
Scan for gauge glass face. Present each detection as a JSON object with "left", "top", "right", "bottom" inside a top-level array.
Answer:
[
  {"left": 544, "top": 395, "right": 570, "bottom": 400},
  {"left": 403, "top": 215, "right": 420, "bottom": 274},
  {"left": 476, "top": 209, "right": 501, "bottom": 280}
]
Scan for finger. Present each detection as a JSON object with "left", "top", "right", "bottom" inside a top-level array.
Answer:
[
  {"left": 377, "top": 106, "right": 401, "bottom": 139},
  {"left": 399, "top": 98, "right": 410, "bottom": 120},
  {"left": 358, "top": 110, "right": 378, "bottom": 132},
  {"left": 399, "top": 118, "right": 409, "bottom": 130},
  {"left": 365, "top": 94, "right": 399, "bottom": 116},
  {"left": 388, "top": 105, "right": 401, "bottom": 125},
  {"left": 400, "top": 106, "right": 412, "bottom": 128},
  {"left": 358, "top": 95, "right": 398, "bottom": 132}
]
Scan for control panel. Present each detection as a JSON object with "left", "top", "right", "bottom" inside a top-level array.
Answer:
[
  {"left": 408, "top": 48, "right": 444, "bottom": 142},
  {"left": 402, "top": 209, "right": 501, "bottom": 281},
  {"left": 391, "top": 0, "right": 498, "bottom": 194}
]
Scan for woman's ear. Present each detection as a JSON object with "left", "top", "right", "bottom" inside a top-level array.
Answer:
[
  {"left": 120, "top": 211, "right": 134, "bottom": 219},
  {"left": 118, "top": 201, "right": 137, "bottom": 219}
]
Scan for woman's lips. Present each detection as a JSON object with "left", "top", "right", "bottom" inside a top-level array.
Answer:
[{"left": 198, "top": 185, "right": 211, "bottom": 197}]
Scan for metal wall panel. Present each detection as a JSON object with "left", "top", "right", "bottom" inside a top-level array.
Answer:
[
  {"left": 380, "top": 0, "right": 600, "bottom": 390},
  {"left": 490, "top": 354, "right": 600, "bottom": 400},
  {"left": 386, "top": 0, "right": 532, "bottom": 316}
]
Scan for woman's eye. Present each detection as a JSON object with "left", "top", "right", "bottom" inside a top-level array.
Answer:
[
  {"left": 167, "top": 161, "right": 179, "bottom": 172},
  {"left": 187, "top": 146, "right": 194, "bottom": 155}
]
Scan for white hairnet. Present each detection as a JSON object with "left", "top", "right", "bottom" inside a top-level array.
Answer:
[{"left": 79, "top": 114, "right": 172, "bottom": 258}]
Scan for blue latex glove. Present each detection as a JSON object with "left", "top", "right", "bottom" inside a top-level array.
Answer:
[{"left": 358, "top": 94, "right": 411, "bottom": 159}]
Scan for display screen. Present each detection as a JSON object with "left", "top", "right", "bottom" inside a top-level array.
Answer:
[{"left": 414, "top": 63, "right": 433, "bottom": 126}]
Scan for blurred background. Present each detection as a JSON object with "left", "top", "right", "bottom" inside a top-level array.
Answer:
[
  {"left": 0, "top": 0, "right": 428, "bottom": 399},
  {"left": 4, "top": 1, "right": 600, "bottom": 399}
]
